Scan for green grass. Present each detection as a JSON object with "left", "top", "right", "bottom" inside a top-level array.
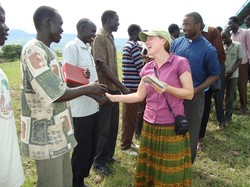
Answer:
[{"left": 0, "top": 56, "right": 249, "bottom": 187}]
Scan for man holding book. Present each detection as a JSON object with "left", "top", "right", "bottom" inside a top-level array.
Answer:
[{"left": 62, "top": 18, "right": 110, "bottom": 187}]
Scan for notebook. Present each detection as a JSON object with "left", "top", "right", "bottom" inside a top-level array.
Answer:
[
  {"left": 62, "top": 63, "right": 89, "bottom": 85},
  {"left": 143, "top": 75, "right": 166, "bottom": 89}
]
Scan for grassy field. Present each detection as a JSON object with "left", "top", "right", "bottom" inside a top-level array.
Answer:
[{"left": 1, "top": 57, "right": 250, "bottom": 187}]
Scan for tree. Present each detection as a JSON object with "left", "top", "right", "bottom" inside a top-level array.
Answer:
[{"left": 0, "top": 44, "right": 22, "bottom": 61}]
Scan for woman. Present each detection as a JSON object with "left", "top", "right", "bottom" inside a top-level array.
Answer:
[{"left": 106, "top": 30, "right": 193, "bottom": 186}]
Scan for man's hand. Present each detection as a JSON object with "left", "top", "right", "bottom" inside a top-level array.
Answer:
[
  {"left": 105, "top": 93, "right": 114, "bottom": 102},
  {"left": 225, "top": 70, "right": 233, "bottom": 80},
  {"left": 88, "top": 82, "right": 108, "bottom": 96},
  {"left": 94, "top": 95, "right": 112, "bottom": 106},
  {"left": 84, "top": 68, "right": 90, "bottom": 79}
]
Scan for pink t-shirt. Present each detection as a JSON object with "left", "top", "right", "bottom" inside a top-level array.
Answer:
[
  {"left": 140, "top": 54, "right": 191, "bottom": 124},
  {"left": 231, "top": 28, "right": 250, "bottom": 64}
]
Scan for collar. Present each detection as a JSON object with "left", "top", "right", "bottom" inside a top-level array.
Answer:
[
  {"left": 185, "top": 34, "right": 202, "bottom": 43},
  {"left": 231, "top": 27, "right": 244, "bottom": 35},
  {"left": 151, "top": 54, "right": 174, "bottom": 69},
  {"left": 74, "top": 37, "right": 91, "bottom": 50},
  {"left": 171, "top": 35, "right": 175, "bottom": 40},
  {"left": 100, "top": 28, "right": 114, "bottom": 39},
  {"left": 202, "top": 25, "right": 209, "bottom": 33}
]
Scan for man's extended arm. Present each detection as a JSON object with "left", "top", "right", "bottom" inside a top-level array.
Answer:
[
  {"left": 54, "top": 82, "right": 108, "bottom": 102},
  {"left": 96, "top": 60, "right": 130, "bottom": 94}
]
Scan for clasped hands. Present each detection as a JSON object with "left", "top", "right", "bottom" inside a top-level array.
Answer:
[{"left": 88, "top": 82, "right": 111, "bottom": 106}]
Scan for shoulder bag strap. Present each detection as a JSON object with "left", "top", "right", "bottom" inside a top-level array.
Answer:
[{"left": 153, "top": 67, "right": 176, "bottom": 118}]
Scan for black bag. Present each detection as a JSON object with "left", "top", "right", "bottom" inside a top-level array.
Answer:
[
  {"left": 175, "top": 115, "right": 189, "bottom": 136},
  {"left": 210, "top": 78, "right": 221, "bottom": 92}
]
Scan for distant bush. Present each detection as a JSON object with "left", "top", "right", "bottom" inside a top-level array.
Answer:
[
  {"left": 55, "top": 50, "right": 62, "bottom": 57},
  {"left": 0, "top": 44, "right": 22, "bottom": 61}
]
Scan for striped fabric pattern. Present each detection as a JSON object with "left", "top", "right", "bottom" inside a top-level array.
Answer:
[
  {"left": 134, "top": 121, "right": 193, "bottom": 187},
  {"left": 122, "top": 40, "right": 144, "bottom": 91}
]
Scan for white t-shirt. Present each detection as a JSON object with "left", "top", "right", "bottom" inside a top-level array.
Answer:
[
  {"left": 62, "top": 37, "right": 99, "bottom": 117},
  {"left": 0, "top": 68, "right": 24, "bottom": 187}
]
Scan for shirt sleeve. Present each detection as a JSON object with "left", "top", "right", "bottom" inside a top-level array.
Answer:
[
  {"left": 205, "top": 47, "right": 220, "bottom": 76},
  {"left": 177, "top": 57, "right": 191, "bottom": 76},
  {"left": 24, "top": 44, "right": 66, "bottom": 106},
  {"left": 92, "top": 35, "right": 107, "bottom": 64},
  {"left": 139, "top": 62, "right": 153, "bottom": 78},
  {"left": 246, "top": 29, "right": 250, "bottom": 59},
  {"left": 62, "top": 41, "right": 78, "bottom": 66},
  {"left": 238, "top": 43, "right": 244, "bottom": 59},
  {"left": 131, "top": 44, "right": 144, "bottom": 72}
]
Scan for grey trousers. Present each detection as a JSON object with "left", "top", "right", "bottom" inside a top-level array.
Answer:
[
  {"left": 225, "top": 78, "right": 238, "bottom": 120},
  {"left": 184, "top": 91, "right": 205, "bottom": 163},
  {"left": 36, "top": 152, "right": 72, "bottom": 187}
]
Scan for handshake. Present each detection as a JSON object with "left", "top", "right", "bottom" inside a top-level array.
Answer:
[
  {"left": 94, "top": 95, "right": 112, "bottom": 106},
  {"left": 88, "top": 82, "right": 112, "bottom": 106}
]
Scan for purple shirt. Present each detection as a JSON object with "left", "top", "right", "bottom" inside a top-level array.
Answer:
[{"left": 140, "top": 54, "right": 191, "bottom": 124}]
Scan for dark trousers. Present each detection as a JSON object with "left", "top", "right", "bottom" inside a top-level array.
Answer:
[
  {"left": 135, "top": 100, "right": 146, "bottom": 139},
  {"left": 199, "top": 89, "right": 213, "bottom": 139},
  {"left": 199, "top": 63, "right": 226, "bottom": 139},
  {"left": 121, "top": 101, "right": 143, "bottom": 150},
  {"left": 71, "top": 112, "right": 99, "bottom": 186},
  {"left": 184, "top": 92, "right": 204, "bottom": 163},
  {"left": 225, "top": 78, "right": 238, "bottom": 120},
  {"left": 238, "top": 63, "right": 248, "bottom": 110},
  {"left": 93, "top": 90, "right": 120, "bottom": 167}
]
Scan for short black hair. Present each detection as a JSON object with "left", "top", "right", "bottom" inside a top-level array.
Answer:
[
  {"left": 101, "top": 10, "right": 117, "bottom": 24},
  {"left": 216, "top": 26, "right": 223, "bottom": 32},
  {"left": 229, "top": 16, "right": 239, "bottom": 24},
  {"left": 127, "top": 24, "right": 141, "bottom": 37},
  {"left": 76, "top": 18, "right": 90, "bottom": 32},
  {"left": 168, "top": 24, "right": 179, "bottom": 34},
  {"left": 33, "top": 6, "right": 57, "bottom": 30},
  {"left": 185, "top": 12, "right": 203, "bottom": 24},
  {"left": 221, "top": 30, "right": 231, "bottom": 37}
]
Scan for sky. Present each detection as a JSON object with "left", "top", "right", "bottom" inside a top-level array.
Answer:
[{"left": 0, "top": 0, "right": 248, "bottom": 38}]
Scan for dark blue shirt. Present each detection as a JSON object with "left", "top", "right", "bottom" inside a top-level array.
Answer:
[{"left": 170, "top": 35, "right": 220, "bottom": 87}]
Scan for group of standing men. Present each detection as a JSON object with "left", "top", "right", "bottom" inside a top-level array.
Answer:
[
  {"left": 20, "top": 6, "right": 111, "bottom": 187},
  {"left": 1, "top": 5, "right": 124, "bottom": 187}
]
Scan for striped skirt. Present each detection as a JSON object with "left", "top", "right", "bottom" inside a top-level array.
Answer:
[{"left": 134, "top": 121, "right": 192, "bottom": 187}]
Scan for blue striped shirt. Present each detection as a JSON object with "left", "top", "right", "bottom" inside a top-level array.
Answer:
[{"left": 122, "top": 40, "right": 144, "bottom": 91}]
